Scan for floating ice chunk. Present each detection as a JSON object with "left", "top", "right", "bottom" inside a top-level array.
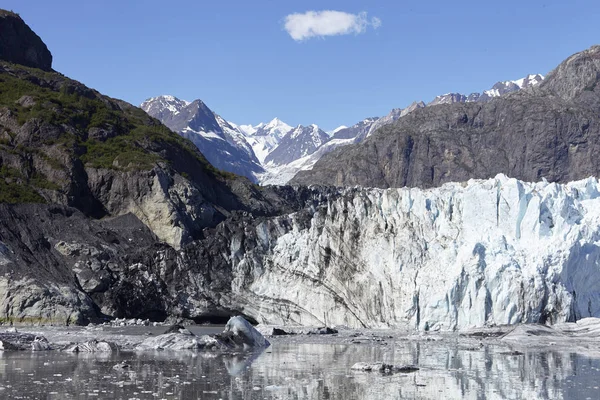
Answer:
[
  {"left": 136, "top": 333, "right": 223, "bottom": 351},
  {"left": 351, "top": 362, "right": 419, "bottom": 373},
  {"left": 64, "top": 340, "right": 118, "bottom": 353},
  {"left": 219, "top": 316, "right": 270, "bottom": 349}
]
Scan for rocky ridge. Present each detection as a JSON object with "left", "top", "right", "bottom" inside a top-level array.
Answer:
[
  {"left": 0, "top": 10, "right": 52, "bottom": 71},
  {"left": 292, "top": 46, "right": 600, "bottom": 188},
  {"left": 144, "top": 78, "right": 542, "bottom": 186}
]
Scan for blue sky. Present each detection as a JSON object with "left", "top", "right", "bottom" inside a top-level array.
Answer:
[{"left": 5, "top": 0, "right": 600, "bottom": 130}]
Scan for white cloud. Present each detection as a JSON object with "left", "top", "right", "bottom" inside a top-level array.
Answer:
[{"left": 283, "top": 10, "right": 381, "bottom": 41}]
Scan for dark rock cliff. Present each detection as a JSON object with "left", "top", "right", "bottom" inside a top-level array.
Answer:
[
  {"left": 292, "top": 45, "right": 600, "bottom": 188},
  {"left": 0, "top": 10, "right": 52, "bottom": 71}
]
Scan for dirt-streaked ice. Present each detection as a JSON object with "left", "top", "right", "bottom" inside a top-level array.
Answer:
[{"left": 240, "top": 174, "right": 600, "bottom": 330}]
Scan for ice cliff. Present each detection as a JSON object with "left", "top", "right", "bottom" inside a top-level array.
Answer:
[{"left": 232, "top": 174, "right": 600, "bottom": 330}]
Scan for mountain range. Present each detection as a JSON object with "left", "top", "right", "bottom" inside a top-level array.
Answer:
[
  {"left": 142, "top": 74, "right": 545, "bottom": 185},
  {"left": 292, "top": 49, "right": 600, "bottom": 187}
]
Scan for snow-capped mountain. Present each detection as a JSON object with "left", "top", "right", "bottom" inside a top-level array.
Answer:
[
  {"left": 214, "top": 115, "right": 255, "bottom": 159},
  {"left": 285, "top": 75, "right": 543, "bottom": 184},
  {"left": 331, "top": 117, "right": 378, "bottom": 141},
  {"left": 429, "top": 74, "right": 545, "bottom": 106},
  {"left": 429, "top": 93, "right": 469, "bottom": 106},
  {"left": 240, "top": 118, "right": 292, "bottom": 163},
  {"left": 141, "top": 96, "right": 263, "bottom": 182},
  {"left": 481, "top": 74, "right": 544, "bottom": 98},
  {"left": 140, "top": 95, "right": 190, "bottom": 122},
  {"left": 141, "top": 95, "right": 325, "bottom": 184},
  {"left": 141, "top": 74, "right": 544, "bottom": 186},
  {"left": 259, "top": 137, "right": 356, "bottom": 185},
  {"left": 264, "top": 124, "right": 329, "bottom": 166}
]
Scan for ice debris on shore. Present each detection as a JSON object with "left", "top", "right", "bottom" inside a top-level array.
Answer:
[
  {"left": 136, "top": 316, "right": 269, "bottom": 351},
  {"left": 0, "top": 331, "right": 51, "bottom": 351}
]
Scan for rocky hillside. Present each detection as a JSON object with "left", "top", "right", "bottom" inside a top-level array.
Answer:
[
  {"left": 292, "top": 46, "right": 600, "bottom": 188},
  {"left": 0, "top": 61, "right": 265, "bottom": 247},
  {"left": 0, "top": 11, "right": 323, "bottom": 324}
]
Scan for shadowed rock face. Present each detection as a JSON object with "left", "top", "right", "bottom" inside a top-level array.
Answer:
[
  {"left": 292, "top": 45, "right": 600, "bottom": 189},
  {"left": 0, "top": 10, "right": 52, "bottom": 71}
]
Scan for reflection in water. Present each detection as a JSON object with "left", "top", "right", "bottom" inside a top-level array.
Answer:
[{"left": 0, "top": 341, "right": 599, "bottom": 399}]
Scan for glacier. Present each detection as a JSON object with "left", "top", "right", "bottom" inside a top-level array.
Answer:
[{"left": 229, "top": 174, "right": 600, "bottom": 331}]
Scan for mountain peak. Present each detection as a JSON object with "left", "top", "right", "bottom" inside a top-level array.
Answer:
[
  {"left": 255, "top": 118, "right": 292, "bottom": 138},
  {"left": 264, "top": 117, "right": 291, "bottom": 130},
  {"left": 540, "top": 45, "right": 600, "bottom": 102},
  {"left": 140, "top": 95, "right": 190, "bottom": 117},
  {"left": 513, "top": 74, "right": 544, "bottom": 88},
  {"left": 265, "top": 123, "right": 329, "bottom": 165},
  {"left": 0, "top": 8, "right": 52, "bottom": 71}
]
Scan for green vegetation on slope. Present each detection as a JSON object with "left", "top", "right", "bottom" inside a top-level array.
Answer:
[{"left": 0, "top": 62, "right": 234, "bottom": 203}]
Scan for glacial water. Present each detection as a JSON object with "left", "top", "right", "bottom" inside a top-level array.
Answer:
[{"left": 0, "top": 328, "right": 599, "bottom": 400}]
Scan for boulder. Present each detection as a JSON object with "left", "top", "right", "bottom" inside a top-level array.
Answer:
[
  {"left": 162, "top": 324, "right": 193, "bottom": 335},
  {"left": 256, "top": 325, "right": 292, "bottom": 336}
]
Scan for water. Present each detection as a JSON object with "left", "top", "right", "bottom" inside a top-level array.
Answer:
[{"left": 1, "top": 330, "right": 600, "bottom": 399}]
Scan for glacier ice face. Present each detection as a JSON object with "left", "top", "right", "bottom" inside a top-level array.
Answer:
[{"left": 231, "top": 174, "right": 600, "bottom": 331}]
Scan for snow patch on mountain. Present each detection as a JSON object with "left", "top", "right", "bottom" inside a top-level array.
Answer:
[
  {"left": 215, "top": 115, "right": 256, "bottom": 158},
  {"left": 429, "top": 74, "right": 545, "bottom": 105},
  {"left": 329, "top": 125, "right": 348, "bottom": 136},
  {"left": 241, "top": 118, "right": 293, "bottom": 163},
  {"left": 259, "top": 138, "right": 355, "bottom": 185},
  {"left": 182, "top": 127, "right": 224, "bottom": 141}
]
